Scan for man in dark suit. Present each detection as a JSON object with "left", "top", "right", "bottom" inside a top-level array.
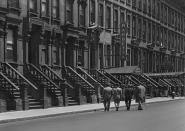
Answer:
[{"left": 124, "top": 84, "right": 134, "bottom": 110}]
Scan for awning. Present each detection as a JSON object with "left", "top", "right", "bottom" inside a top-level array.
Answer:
[
  {"left": 105, "top": 66, "right": 141, "bottom": 74},
  {"left": 145, "top": 72, "right": 184, "bottom": 77}
]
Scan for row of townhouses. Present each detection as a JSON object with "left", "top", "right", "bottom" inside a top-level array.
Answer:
[{"left": 0, "top": 0, "right": 185, "bottom": 112}]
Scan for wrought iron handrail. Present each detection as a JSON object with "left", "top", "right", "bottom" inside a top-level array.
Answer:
[
  {"left": 163, "top": 79, "right": 175, "bottom": 87},
  {"left": 40, "top": 65, "right": 73, "bottom": 89},
  {"left": 76, "top": 67, "right": 104, "bottom": 90},
  {"left": 1, "top": 62, "right": 37, "bottom": 90},
  {"left": 133, "top": 73, "right": 158, "bottom": 88},
  {"left": 142, "top": 74, "right": 161, "bottom": 87},
  {"left": 129, "top": 75, "right": 143, "bottom": 85},
  {"left": 25, "top": 63, "right": 60, "bottom": 94},
  {"left": 0, "top": 72, "right": 19, "bottom": 96},
  {"left": 90, "top": 69, "right": 117, "bottom": 87},
  {"left": 159, "top": 79, "right": 170, "bottom": 87},
  {"left": 65, "top": 66, "right": 94, "bottom": 89},
  {"left": 125, "top": 75, "right": 139, "bottom": 86},
  {"left": 100, "top": 70, "right": 123, "bottom": 85}
]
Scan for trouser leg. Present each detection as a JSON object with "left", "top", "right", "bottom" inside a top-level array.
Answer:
[
  {"left": 125, "top": 99, "right": 129, "bottom": 110},
  {"left": 128, "top": 99, "right": 131, "bottom": 110},
  {"left": 103, "top": 101, "right": 107, "bottom": 111},
  {"left": 107, "top": 100, "right": 111, "bottom": 111}
]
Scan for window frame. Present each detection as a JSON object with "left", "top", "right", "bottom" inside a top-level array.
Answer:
[{"left": 52, "top": 0, "right": 59, "bottom": 19}]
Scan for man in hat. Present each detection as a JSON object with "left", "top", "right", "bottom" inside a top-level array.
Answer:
[
  {"left": 124, "top": 84, "right": 134, "bottom": 110},
  {"left": 135, "top": 84, "right": 146, "bottom": 110},
  {"left": 112, "top": 84, "right": 122, "bottom": 111},
  {"left": 102, "top": 84, "right": 113, "bottom": 111}
]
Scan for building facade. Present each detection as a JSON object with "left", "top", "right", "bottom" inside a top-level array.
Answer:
[
  {"left": 0, "top": 0, "right": 185, "bottom": 73},
  {"left": 93, "top": 0, "right": 185, "bottom": 73},
  {"left": 0, "top": 0, "right": 185, "bottom": 112}
]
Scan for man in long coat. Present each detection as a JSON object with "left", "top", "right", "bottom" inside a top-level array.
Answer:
[
  {"left": 112, "top": 84, "right": 122, "bottom": 111},
  {"left": 135, "top": 84, "right": 146, "bottom": 110},
  {"left": 102, "top": 86, "right": 113, "bottom": 111},
  {"left": 124, "top": 84, "right": 134, "bottom": 110}
]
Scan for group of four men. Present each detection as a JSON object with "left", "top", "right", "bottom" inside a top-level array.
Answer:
[{"left": 102, "top": 84, "right": 146, "bottom": 111}]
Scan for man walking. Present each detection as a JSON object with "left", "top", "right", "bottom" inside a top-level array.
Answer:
[
  {"left": 124, "top": 84, "right": 134, "bottom": 111},
  {"left": 112, "top": 84, "right": 122, "bottom": 111},
  {"left": 102, "top": 85, "right": 113, "bottom": 111},
  {"left": 135, "top": 84, "right": 146, "bottom": 110}
]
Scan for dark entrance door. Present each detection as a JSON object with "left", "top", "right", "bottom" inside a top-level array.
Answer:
[
  {"left": 28, "top": 25, "right": 40, "bottom": 65},
  {"left": 65, "top": 37, "right": 75, "bottom": 67}
]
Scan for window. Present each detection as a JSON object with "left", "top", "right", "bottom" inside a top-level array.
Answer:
[
  {"left": 127, "top": 14, "right": 131, "bottom": 36},
  {"left": 184, "top": 18, "right": 185, "bottom": 33},
  {"left": 175, "top": 12, "right": 177, "bottom": 29},
  {"left": 126, "top": 0, "right": 131, "bottom": 5},
  {"left": 66, "top": 0, "right": 73, "bottom": 23},
  {"left": 168, "top": 31, "right": 171, "bottom": 50},
  {"left": 53, "top": 50, "right": 58, "bottom": 65},
  {"left": 157, "top": 0, "right": 160, "bottom": 20},
  {"left": 107, "top": 45, "right": 111, "bottom": 67},
  {"left": 138, "top": 18, "right": 142, "bottom": 39},
  {"left": 132, "top": 16, "right": 136, "bottom": 37},
  {"left": 181, "top": 16, "right": 183, "bottom": 32},
  {"left": 148, "top": 22, "right": 151, "bottom": 42},
  {"left": 132, "top": 0, "right": 136, "bottom": 8},
  {"left": 168, "top": 8, "right": 171, "bottom": 26},
  {"left": 177, "top": 35, "right": 180, "bottom": 51},
  {"left": 121, "top": 12, "right": 125, "bottom": 24},
  {"left": 152, "top": 24, "right": 155, "bottom": 43},
  {"left": 79, "top": 5, "right": 85, "bottom": 26},
  {"left": 8, "top": 0, "right": 19, "bottom": 8},
  {"left": 106, "top": 6, "right": 111, "bottom": 28},
  {"left": 181, "top": 36, "right": 183, "bottom": 52},
  {"left": 171, "top": 32, "right": 174, "bottom": 49},
  {"left": 143, "top": 20, "right": 146, "bottom": 40},
  {"left": 138, "top": 0, "right": 142, "bottom": 10},
  {"left": 29, "top": 0, "right": 37, "bottom": 12},
  {"left": 164, "top": 6, "right": 167, "bottom": 24},
  {"left": 41, "top": 0, "right": 49, "bottom": 17},
  {"left": 184, "top": 37, "right": 185, "bottom": 52},
  {"left": 90, "top": 0, "right": 95, "bottom": 25},
  {"left": 148, "top": 0, "right": 151, "bottom": 15},
  {"left": 98, "top": 3, "right": 104, "bottom": 27},
  {"left": 78, "top": 41, "right": 84, "bottom": 66},
  {"left": 52, "top": 0, "right": 59, "bottom": 19},
  {"left": 152, "top": 0, "right": 155, "bottom": 17},
  {"left": 160, "top": 28, "right": 163, "bottom": 46},
  {"left": 6, "top": 29, "right": 16, "bottom": 61},
  {"left": 164, "top": 29, "right": 167, "bottom": 46},
  {"left": 174, "top": 34, "right": 177, "bottom": 50},
  {"left": 143, "top": 0, "right": 147, "bottom": 13},
  {"left": 127, "top": 49, "right": 131, "bottom": 66},
  {"left": 114, "top": 9, "right": 118, "bottom": 32},
  {"left": 156, "top": 25, "right": 159, "bottom": 42},
  {"left": 172, "top": 11, "right": 174, "bottom": 26}
]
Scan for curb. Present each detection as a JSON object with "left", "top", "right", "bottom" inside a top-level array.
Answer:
[{"left": 0, "top": 98, "right": 184, "bottom": 124}]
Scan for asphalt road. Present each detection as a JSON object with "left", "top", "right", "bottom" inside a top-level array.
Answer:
[{"left": 0, "top": 100, "right": 185, "bottom": 131}]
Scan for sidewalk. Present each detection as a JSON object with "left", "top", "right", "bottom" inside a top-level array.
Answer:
[{"left": 0, "top": 97, "right": 184, "bottom": 124}]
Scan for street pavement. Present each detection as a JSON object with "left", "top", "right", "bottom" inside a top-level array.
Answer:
[
  {"left": 0, "top": 97, "right": 184, "bottom": 131},
  {"left": 0, "top": 96, "right": 184, "bottom": 124}
]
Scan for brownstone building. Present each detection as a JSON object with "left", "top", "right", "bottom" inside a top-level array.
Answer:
[{"left": 0, "top": 0, "right": 185, "bottom": 112}]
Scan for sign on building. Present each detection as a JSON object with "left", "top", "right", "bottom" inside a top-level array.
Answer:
[{"left": 120, "top": 22, "right": 127, "bottom": 65}]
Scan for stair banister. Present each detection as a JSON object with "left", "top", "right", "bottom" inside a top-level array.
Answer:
[
  {"left": 76, "top": 67, "right": 104, "bottom": 90},
  {"left": 26, "top": 63, "right": 60, "bottom": 90},
  {"left": 0, "top": 72, "right": 19, "bottom": 90},
  {"left": 66, "top": 66, "right": 94, "bottom": 89},
  {"left": 3, "top": 62, "right": 38, "bottom": 90}
]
